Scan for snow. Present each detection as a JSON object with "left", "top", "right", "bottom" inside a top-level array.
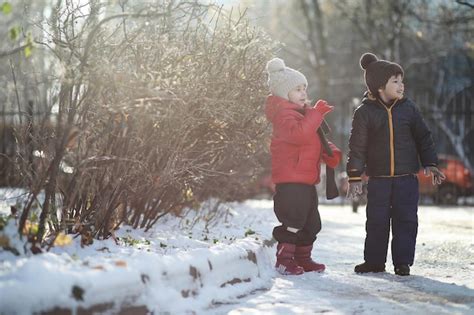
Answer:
[{"left": 0, "top": 188, "right": 473, "bottom": 314}]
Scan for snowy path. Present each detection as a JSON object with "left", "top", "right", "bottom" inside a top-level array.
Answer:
[
  {"left": 1, "top": 194, "right": 472, "bottom": 314},
  {"left": 211, "top": 201, "right": 474, "bottom": 314}
]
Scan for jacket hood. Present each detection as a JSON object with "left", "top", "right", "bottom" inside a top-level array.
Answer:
[{"left": 265, "top": 95, "right": 302, "bottom": 122}]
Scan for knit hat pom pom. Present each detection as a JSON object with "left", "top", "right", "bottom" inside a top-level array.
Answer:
[
  {"left": 360, "top": 53, "right": 378, "bottom": 70},
  {"left": 266, "top": 58, "right": 286, "bottom": 73}
]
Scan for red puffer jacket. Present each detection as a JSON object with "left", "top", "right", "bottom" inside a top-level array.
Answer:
[{"left": 265, "top": 95, "right": 341, "bottom": 185}]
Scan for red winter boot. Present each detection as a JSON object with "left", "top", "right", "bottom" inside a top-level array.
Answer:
[
  {"left": 295, "top": 245, "right": 326, "bottom": 272},
  {"left": 275, "top": 243, "right": 304, "bottom": 275}
]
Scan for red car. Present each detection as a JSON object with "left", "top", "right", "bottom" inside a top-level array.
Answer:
[{"left": 418, "top": 155, "right": 473, "bottom": 204}]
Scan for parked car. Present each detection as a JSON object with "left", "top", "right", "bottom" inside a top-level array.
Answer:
[{"left": 418, "top": 155, "right": 473, "bottom": 205}]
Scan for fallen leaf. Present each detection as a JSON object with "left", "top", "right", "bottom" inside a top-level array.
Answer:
[
  {"left": 54, "top": 233, "right": 72, "bottom": 247},
  {"left": 115, "top": 260, "right": 127, "bottom": 267}
]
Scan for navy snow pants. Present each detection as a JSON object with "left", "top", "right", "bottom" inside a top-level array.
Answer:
[{"left": 364, "top": 175, "right": 419, "bottom": 266}]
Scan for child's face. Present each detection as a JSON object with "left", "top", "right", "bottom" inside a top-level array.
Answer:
[
  {"left": 288, "top": 84, "right": 307, "bottom": 106},
  {"left": 379, "top": 74, "right": 404, "bottom": 102}
]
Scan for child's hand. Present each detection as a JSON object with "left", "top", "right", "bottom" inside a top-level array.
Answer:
[
  {"left": 314, "top": 99, "right": 333, "bottom": 116},
  {"left": 424, "top": 166, "right": 446, "bottom": 185},
  {"left": 347, "top": 181, "right": 363, "bottom": 199}
]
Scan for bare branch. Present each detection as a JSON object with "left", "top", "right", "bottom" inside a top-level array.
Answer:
[
  {"left": 0, "top": 44, "right": 29, "bottom": 58},
  {"left": 456, "top": 0, "right": 474, "bottom": 9}
]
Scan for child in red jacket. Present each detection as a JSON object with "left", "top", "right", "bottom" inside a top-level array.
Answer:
[{"left": 265, "top": 58, "right": 341, "bottom": 275}]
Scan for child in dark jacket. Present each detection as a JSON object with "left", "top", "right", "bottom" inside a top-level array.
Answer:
[
  {"left": 347, "top": 53, "right": 446, "bottom": 276},
  {"left": 265, "top": 58, "right": 341, "bottom": 275}
]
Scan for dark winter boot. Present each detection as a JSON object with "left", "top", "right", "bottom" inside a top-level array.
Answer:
[
  {"left": 394, "top": 264, "right": 410, "bottom": 276},
  {"left": 275, "top": 243, "right": 304, "bottom": 275},
  {"left": 294, "top": 245, "right": 325, "bottom": 273},
  {"left": 354, "top": 262, "right": 386, "bottom": 273}
]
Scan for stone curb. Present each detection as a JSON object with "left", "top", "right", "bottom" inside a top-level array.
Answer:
[{"left": 38, "top": 238, "right": 275, "bottom": 315}]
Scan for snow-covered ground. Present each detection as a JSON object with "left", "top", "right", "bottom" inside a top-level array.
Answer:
[
  {"left": 213, "top": 201, "right": 474, "bottom": 315},
  {"left": 0, "top": 188, "right": 473, "bottom": 314}
]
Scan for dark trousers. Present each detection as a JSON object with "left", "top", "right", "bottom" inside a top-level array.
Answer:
[
  {"left": 364, "top": 175, "right": 419, "bottom": 266},
  {"left": 272, "top": 183, "right": 322, "bottom": 246}
]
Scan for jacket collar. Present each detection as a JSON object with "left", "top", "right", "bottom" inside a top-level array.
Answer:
[
  {"left": 265, "top": 95, "right": 305, "bottom": 121},
  {"left": 362, "top": 90, "right": 406, "bottom": 108}
]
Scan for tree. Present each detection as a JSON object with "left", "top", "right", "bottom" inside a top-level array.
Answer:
[
  {"left": 5, "top": 0, "right": 275, "bottom": 245},
  {"left": 247, "top": 0, "right": 474, "bottom": 171}
]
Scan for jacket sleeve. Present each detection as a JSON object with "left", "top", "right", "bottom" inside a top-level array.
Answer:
[
  {"left": 411, "top": 104, "right": 438, "bottom": 167},
  {"left": 273, "top": 107, "right": 323, "bottom": 145},
  {"left": 346, "top": 107, "right": 368, "bottom": 181},
  {"left": 322, "top": 141, "right": 342, "bottom": 168}
]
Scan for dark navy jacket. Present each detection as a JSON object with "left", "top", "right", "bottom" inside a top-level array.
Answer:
[{"left": 346, "top": 94, "right": 438, "bottom": 181}]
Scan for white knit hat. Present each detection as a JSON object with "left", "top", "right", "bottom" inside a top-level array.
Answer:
[{"left": 266, "top": 58, "right": 308, "bottom": 100}]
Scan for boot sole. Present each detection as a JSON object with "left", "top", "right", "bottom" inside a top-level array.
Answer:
[
  {"left": 277, "top": 270, "right": 304, "bottom": 275},
  {"left": 303, "top": 268, "right": 325, "bottom": 273},
  {"left": 275, "top": 265, "right": 304, "bottom": 275},
  {"left": 354, "top": 269, "right": 386, "bottom": 274}
]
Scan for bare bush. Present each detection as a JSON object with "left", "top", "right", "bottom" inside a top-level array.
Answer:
[{"left": 14, "top": 1, "right": 274, "bottom": 243}]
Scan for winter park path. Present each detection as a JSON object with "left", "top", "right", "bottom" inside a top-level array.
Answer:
[
  {"left": 210, "top": 202, "right": 473, "bottom": 315},
  {"left": 0, "top": 196, "right": 473, "bottom": 314}
]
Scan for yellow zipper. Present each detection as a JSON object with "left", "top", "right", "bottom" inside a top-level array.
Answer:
[{"left": 377, "top": 99, "right": 398, "bottom": 176}]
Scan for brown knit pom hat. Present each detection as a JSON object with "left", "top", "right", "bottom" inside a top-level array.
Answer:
[{"left": 360, "top": 53, "right": 404, "bottom": 97}]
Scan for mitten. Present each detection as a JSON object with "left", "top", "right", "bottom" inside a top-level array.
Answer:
[{"left": 313, "top": 100, "right": 333, "bottom": 116}]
